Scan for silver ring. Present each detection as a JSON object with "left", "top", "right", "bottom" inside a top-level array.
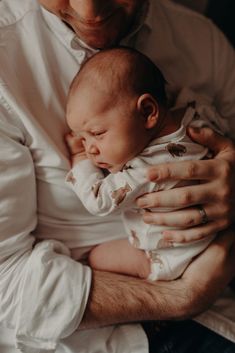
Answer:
[{"left": 198, "top": 205, "right": 209, "bottom": 224}]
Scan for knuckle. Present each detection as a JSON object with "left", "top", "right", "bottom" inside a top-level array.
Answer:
[
  {"left": 157, "top": 164, "right": 172, "bottom": 180},
  {"left": 175, "top": 233, "right": 186, "bottom": 243},
  {"left": 186, "top": 215, "right": 197, "bottom": 226},
  {"left": 180, "top": 190, "right": 193, "bottom": 206},
  {"left": 149, "top": 193, "right": 159, "bottom": 208},
  {"left": 221, "top": 203, "right": 231, "bottom": 215},
  {"left": 156, "top": 215, "right": 166, "bottom": 225},
  {"left": 219, "top": 160, "right": 232, "bottom": 180},
  {"left": 186, "top": 162, "right": 197, "bottom": 178},
  {"left": 218, "top": 186, "right": 231, "bottom": 203}
]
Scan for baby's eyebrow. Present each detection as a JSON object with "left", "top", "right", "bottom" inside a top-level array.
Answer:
[
  {"left": 78, "top": 124, "right": 104, "bottom": 136},
  {"left": 76, "top": 130, "right": 93, "bottom": 137},
  {"left": 90, "top": 127, "right": 105, "bottom": 132}
]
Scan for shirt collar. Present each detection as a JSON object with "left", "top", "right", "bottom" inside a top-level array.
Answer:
[
  {"left": 41, "top": 6, "right": 97, "bottom": 56},
  {"left": 41, "top": 7, "right": 74, "bottom": 47},
  {"left": 121, "top": 1, "right": 150, "bottom": 42}
]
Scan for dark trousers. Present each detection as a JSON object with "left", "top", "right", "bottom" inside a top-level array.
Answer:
[{"left": 142, "top": 320, "right": 235, "bottom": 353}]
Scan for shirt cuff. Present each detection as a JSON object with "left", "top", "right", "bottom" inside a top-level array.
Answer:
[{"left": 15, "top": 240, "right": 91, "bottom": 352}]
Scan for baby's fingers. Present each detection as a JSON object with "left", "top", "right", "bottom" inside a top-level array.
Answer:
[{"left": 65, "top": 132, "right": 84, "bottom": 154}]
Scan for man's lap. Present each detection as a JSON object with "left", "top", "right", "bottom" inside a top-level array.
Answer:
[{"left": 142, "top": 320, "right": 235, "bottom": 353}]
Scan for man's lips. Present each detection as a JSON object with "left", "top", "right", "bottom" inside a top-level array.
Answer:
[{"left": 63, "top": 8, "right": 121, "bottom": 29}]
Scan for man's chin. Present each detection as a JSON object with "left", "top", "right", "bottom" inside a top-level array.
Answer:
[
  {"left": 78, "top": 34, "right": 118, "bottom": 49},
  {"left": 70, "top": 24, "right": 121, "bottom": 49}
]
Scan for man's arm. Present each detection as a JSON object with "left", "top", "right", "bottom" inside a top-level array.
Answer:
[{"left": 80, "top": 229, "right": 235, "bottom": 329}]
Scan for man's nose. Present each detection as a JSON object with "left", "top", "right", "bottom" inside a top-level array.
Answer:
[{"left": 70, "top": 0, "right": 114, "bottom": 21}]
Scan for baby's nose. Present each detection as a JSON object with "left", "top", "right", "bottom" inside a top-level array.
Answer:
[{"left": 87, "top": 143, "right": 99, "bottom": 155}]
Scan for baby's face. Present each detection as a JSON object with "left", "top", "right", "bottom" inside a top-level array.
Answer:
[{"left": 67, "top": 85, "right": 149, "bottom": 173}]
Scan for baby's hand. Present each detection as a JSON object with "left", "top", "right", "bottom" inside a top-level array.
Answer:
[{"left": 65, "top": 132, "right": 87, "bottom": 166}]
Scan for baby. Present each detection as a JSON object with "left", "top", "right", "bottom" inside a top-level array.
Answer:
[{"left": 65, "top": 47, "right": 224, "bottom": 281}]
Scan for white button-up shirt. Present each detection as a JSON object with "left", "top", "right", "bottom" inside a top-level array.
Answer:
[{"left": 0, "top": 0, "right": 234, "bottom": 352}]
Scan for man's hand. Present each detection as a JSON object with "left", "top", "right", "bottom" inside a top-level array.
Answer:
[
  {"left": 81, "top": 229, "right": 235, "bottom": 329},
  {"left": 136, "top": 128, "right": 235, "bottom": 243},
  {"left": 65, "top": 132, "right": 87, "bottom": 166}
]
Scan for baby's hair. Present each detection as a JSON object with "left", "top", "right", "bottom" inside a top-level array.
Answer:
[{"left": 69, "top": 46, "right": 167, "bottom": 107}]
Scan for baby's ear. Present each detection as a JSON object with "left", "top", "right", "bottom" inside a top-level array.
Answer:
[{"left": 137, "top": 93, "right": 159, "bottom": 129}]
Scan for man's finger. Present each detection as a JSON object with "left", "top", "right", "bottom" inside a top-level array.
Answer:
[
  {"left": 136, "top": 183, "right": 216, "bottom": 209},
  {"left": 187, "top": 127, "right": 233, "bottom": 154},
  {"left": 142, "top": 203, "right": 228, "bottom": 228},
  {"left": 161, "top": 219, "right": 228, "bottom": 243},
  {"left": 147, "top": 159, "right": 220, "bottom": 182}
]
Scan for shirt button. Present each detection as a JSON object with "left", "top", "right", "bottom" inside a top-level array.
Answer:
[
  {"left": 70, "top": 37, "right": 86, "bottom": 53},
  {"left": 77, "top": 51, "right": 86, "bottom": 60},
  {"left": 77, "top": 51, "right": 86, "bottom": 64}
]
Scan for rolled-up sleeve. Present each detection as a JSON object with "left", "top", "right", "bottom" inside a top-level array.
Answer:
[{"left": 0, "top": 96, "right": 92, "bottom": 352}]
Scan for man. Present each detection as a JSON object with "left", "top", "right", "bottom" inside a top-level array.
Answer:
[{"left": 0, "top": 1, "right": 234, "bottom": 352}]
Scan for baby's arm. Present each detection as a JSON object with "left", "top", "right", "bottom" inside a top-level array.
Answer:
[
  {"left": 66, "top": 162, "right": 152, "bottom": 215},
  {"left": 65, "top": 152, "right": 155, "bottom": 216}
]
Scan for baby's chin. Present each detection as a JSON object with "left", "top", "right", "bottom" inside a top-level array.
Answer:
[{"left": 108, "top": 164, "right": 124, "bottom": 174}]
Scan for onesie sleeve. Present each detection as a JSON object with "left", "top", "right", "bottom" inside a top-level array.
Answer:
[
  {"left": 66, "top": 159, "right": 157, "bottom": 216},
  {"left": 0, "top": 95, "right": 91, "bottom": 352}
]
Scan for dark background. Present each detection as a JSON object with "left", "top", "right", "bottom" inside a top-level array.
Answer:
[
  {"left": 175, "top": 0, "right": 235, "bottom": 47},
  {"left": 206, "top": 0, "right": 235, "bottom": 47}
]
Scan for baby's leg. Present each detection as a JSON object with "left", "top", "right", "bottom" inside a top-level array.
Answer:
[{"left": 89, "top": 239, "right": 151, "bottom": 279}]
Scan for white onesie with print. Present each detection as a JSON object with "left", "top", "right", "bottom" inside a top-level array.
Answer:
[{"left": 66, "top": 100, "right": 226, "bottom": 280}]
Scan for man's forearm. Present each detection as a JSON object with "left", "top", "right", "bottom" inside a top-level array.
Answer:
[{"left": 80, "top": 270, "right": 190, "bottom": 329}]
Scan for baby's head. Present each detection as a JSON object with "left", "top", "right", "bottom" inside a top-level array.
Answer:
[{"left": 67, "top": 47, "right": 167, "bottom": 173}]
